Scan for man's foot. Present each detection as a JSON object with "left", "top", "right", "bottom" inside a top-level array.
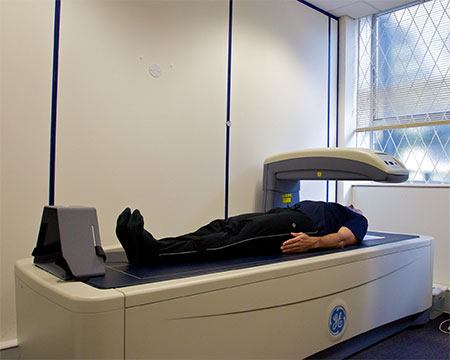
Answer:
[
  {"left": 115, "top": 208, "right": 136, "bottom": 263},
  {"left": 127, "top": 209, "right": 159, "bottom": 264}
]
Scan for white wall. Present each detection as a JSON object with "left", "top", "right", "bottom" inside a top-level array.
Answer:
[
  {"left": 0, "top": 0, "right": 54, "bottom": 346},
  {"left": 337, "top": 16, "right": 358, "bottom": 205},
  {"left": 230, "top": 0, "right": 338, "bottom": 214},
  {"left": 352, "top": 185, "right": 450, "bottom": 287},
  {"left": 55, "top": 0, "right": 229, "bottom": 241},
  {"left": 0, "top": 0, "right": 336, "bottom": 345}
]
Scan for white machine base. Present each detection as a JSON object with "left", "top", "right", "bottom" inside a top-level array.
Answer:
[{"left": 15, "top": 234, "right": 433, "bottom": 359}]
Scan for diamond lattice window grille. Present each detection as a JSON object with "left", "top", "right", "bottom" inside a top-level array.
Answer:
[
  {"left": 357, "top": 0, "right": 450, "bottom": 129},
  {"left": 356, "top": 0, "right": 450, "bottom": 184},
  {"left": 357, "top": 124, "right": 449, "bottom": 183}
]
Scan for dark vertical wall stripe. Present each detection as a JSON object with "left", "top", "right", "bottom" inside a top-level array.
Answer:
[
  {"left": 326, "top": 17, "right": 331, "bottom": 202},
  {"left": 297, "top": 0, "right": 338, "bottom": 20},
  {"left": 335, "top": 20, "right": 340, "bottom": 147},
  {"left": 335, "top": 20, "right": 340, "bottom": 202},
  {"left": 49, "top": 0, "right": 61, "bottom": 206},
  {"left": 225, "top": 0, "right": 233, "bottom": 219},
  {"left": 327, "top": 17, "right": 331, "bottom": 148}
]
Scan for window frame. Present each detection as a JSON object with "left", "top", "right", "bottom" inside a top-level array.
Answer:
[{"left": 355, "top": 0, "right": 450, "bottom": 185}]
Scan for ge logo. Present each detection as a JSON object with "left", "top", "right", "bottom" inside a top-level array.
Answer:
[{"left": 329, "top": 305, "right": 346, "bottom": 336}]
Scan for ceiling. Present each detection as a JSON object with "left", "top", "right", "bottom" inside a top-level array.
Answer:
[{"left": 306, "top": 0, "right": 420, "bottom": 19}]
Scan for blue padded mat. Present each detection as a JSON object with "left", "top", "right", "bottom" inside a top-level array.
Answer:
[{"left": 85, "top": 231, "right": 419, "bottom": 289}]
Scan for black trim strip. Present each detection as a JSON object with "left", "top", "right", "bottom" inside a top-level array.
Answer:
[
  {"left": 335, "top": 19, "right": 340, "bottom": 202},
  {"left": 327, "top": 17, "right": 331, "bottom": 148},
  {"left": 224, "top": 0, "right": 233, "bottom": 219},
  {"left": 297, "top": 0, "right": 339, "bottom": 20},
  {"left": 49, "top": 0, "right": 61, "bottom": 206},
  {"left": 326, "top": 17, "right": 331, "bottom": 201},
  {"left": 335, "top": 20, "right": 340, "bottom": 147}
]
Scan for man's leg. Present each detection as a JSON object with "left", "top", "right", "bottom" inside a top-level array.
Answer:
[
  {"left": 156, "top": 212, "right": 265, "bottom": 261},
  {"left": 157, "top": 209, "right": 316, "bottom": 259},
  {"left": 181, "top": 212, "right": 265, "bottom": 237},
  {"left": 116, "top": 209, "right": 263, "bottom": 264},
  {"left": 201, "top": 209, "right": 317, "bottom": 257},
  {"left": 117, "top": 208, "right": 315, "bottom": 264}
]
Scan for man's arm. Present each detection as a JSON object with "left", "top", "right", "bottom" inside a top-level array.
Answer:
[{"left": 281, "top": 226, "right": 358, "bottom": 254}]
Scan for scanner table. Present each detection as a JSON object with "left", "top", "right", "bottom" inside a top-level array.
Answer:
[{"left": 15, "top": 231, "right": 433, "bottom": 359}]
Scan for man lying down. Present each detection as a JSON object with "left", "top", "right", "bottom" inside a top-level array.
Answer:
[{"left": 116, "top": 200, "right": 368, "bottom": 265}]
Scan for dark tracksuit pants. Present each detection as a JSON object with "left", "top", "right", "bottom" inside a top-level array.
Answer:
[{"left": 155, "top": 208, "right": 317, "bottom": 260}]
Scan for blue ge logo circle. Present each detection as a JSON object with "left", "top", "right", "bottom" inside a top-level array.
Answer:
[{"left": 329, "top": 305, "right": 346, "bottom": 336}]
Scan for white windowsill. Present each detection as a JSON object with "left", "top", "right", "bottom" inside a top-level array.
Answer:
[{"left": 352, "top": 182, "right": 450, "bottom": 189}]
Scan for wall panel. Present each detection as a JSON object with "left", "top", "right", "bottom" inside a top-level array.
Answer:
[
  {"left": 56, "top": 0, "right": 229, "bottom": 242},
  {"left": 229, "top": 0, "right": 335, "bottom": 214},
  {"left": 0, "top": 0, "right": 54, "bottom": 345}
]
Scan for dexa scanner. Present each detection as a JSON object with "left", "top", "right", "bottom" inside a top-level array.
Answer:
[
  {"left": 15, "top": 148, "right": 432, "bottom": 359},
  {"left": 263, "top": 148, "right": 409, "bottom": 210}
]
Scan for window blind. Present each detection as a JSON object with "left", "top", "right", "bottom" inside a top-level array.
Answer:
[{"left": 356, "top": 0, "right": 450, "bottom": 132}]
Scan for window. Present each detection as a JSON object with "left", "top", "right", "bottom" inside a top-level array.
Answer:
[{"left": 356, "top": 0, "right": 450, "bottom": 183}]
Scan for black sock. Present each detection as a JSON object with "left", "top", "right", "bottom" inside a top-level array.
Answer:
[
  {"left": 115, "top": 208, "right": 135, "bottom": 262},
  {"left": 127, "top": 209, "right": 159, "bottom": 264}
]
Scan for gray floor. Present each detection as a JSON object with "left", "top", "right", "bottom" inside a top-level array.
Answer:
[
  {"left": 347, "top": 314, "right": 450, "bottom": 359},
  {"left": 1, "top": 314, "right": 448, "bottom": 359}
]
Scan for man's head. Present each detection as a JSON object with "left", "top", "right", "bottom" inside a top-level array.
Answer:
[{"left": 347, "top": 204, "right": 363, "bottom": 215}]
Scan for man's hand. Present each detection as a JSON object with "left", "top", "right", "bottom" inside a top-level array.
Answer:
[
  {"left": 281, "top": 232, "right": 319, "bottom": 254},
  {"left": 281, "top": 227, "right": 358, "bottom": 254}
]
